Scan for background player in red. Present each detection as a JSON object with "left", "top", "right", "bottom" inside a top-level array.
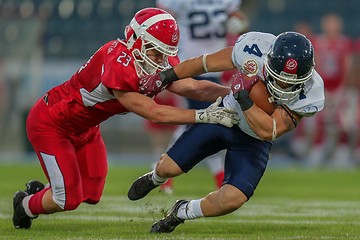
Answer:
[
  {"left": 308, "top": 13, "right": 352, "bottom": 166},
  {"left": 12, "top": 8, "right": 239, "bottom": 229}
]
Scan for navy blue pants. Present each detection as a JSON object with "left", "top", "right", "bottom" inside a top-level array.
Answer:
[{"left": 167, "top": 124, "right": 272, "bottom": 199}]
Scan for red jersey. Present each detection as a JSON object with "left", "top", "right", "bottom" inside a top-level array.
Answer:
[
  {"left": 354, "top": 38, "right": 360, "bottom": 53},
  {"left": 312, "top": 35, "right": 352, "bottom": 92},
  {"left": 45, "top": 39, "right": 179, "bottom": 133}
]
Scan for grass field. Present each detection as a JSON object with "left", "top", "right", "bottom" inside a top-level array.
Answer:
[{"left": 0, "top": 163, "right": 359, "bottom": 239}]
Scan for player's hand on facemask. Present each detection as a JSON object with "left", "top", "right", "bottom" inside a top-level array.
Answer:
[
  {"left": 138, "top": 73, "right": 166, "bottom": 97},
  {"left": 195, "top": 97, "right": 239, "bottom": 127},
  {"left": 138, "top": 68, "right": 179, "bottom": 97}
]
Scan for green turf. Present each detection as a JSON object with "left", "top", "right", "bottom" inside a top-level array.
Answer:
[{"left": 0, "top": 163, "right": 359, "bottom": 239}]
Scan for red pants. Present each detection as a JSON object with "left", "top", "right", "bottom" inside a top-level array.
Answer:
[{"left": 26, "top": 98, "right": 108, "bottom": 210}]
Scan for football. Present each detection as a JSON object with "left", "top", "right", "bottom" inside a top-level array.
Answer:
[{"left": 249, "top": 80, "right": 276, "bottom": 115}]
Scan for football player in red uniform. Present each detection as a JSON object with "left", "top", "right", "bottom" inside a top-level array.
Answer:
[{"left": 12, "top": 8, "right": 239, "bottom": 229}]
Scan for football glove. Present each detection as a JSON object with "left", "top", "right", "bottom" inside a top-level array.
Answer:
[
  {"left": 138, "top": 68, "right": 179, "bottom": 97},
  {"left": 195, "top": 97, "right": 239, "bottom": 128},
  {"left": 231, "top": 71, "right": 258, "bottom": 111},
  {"left": 231, "top": 71, "right": 259, "bottom": 94},
  {"left": 226, "top": 15, "right": 249, "bottom": 35}
]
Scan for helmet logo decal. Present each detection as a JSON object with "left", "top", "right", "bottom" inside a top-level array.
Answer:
[
  {"left": 284, "top": 58, "right": 298, "bottom": 74},
  {"left": 243, "top": 59, "right": 258, "bottom": 77},
  {"left": 171, "top": 32, "right": 179, "bottom": 43}
]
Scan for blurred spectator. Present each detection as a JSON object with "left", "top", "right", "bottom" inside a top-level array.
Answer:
[
  {"left": 221, "top": 9, "right": 250, "bottom": 86},
  {"left": 309, "top": 13, "right": 353, "bottom": 167},
  {"left": 293, "top": 20, "right": 314, "bottom": 41},
  {"left": 144, "top": 91, "right": 180, "bottom": 194},
  {"left": 156, "top": 0, "right": 248, "bottom": 191},
  {"left": 337, "top": 42, "right": 360, "bottom": 167}
]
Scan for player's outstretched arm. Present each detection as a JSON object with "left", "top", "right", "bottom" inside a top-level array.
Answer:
[
  {"left": 167, "top": 78, "right": 231, "bottom": 103},
  {"left": 138, "top": 47, "right": 236, "bottom": 97},
  {"left": 173, "top": 47, "right": 235, "bottom": 78},
  {"left": 113, "top": 90, "right": 238, "bottom": 128}
]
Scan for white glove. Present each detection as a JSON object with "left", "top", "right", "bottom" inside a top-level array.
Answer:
[
  {"left": 226, "top": 16, "right": 249, "bottom": 34},
  {"left": 195, "top": 97, "right": 239, "bottom": 128}
]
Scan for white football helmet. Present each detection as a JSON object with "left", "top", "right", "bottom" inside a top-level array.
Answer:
[{"left": 125, "top": 8, "right": 179, "bottom": 78}]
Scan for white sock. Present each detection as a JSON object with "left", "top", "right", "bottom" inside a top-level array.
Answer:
[
  {"left": 151, "top": 170, "right": 167, "bottom": 185},
  {"left": 22, "top": 195, "right": 37, "bottom": 218},
  {"left": 176, "top": 199, "right": 204, "bottom": 220}
]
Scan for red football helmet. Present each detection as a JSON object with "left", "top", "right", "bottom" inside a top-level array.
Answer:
[{"left": 125, "top": 8, "right": 179, "bottom": 78}]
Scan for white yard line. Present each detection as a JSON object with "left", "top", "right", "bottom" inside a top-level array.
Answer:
[
  {"left": 2, "top": 197, "right": 359, "bottom": 226},
  {"left": 1, "top": 213, "right": 359, "bottom": 226}
]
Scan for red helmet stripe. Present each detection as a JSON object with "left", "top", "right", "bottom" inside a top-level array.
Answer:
[{"left": 135, "top": 13, "right": 175, "bottom": 28}]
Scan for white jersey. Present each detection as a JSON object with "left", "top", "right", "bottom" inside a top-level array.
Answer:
[
  {"left": 223, "top": 32, "right": 325, "bottom": 139},
  {"left": 156, "top": 0, "right": 241, "bottom": 78}
]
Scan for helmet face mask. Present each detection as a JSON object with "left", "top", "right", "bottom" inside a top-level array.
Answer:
[
  {"left": 125, "top": 8, "right": 179, "bottom": 78},
  {"left": 264, "top": 32, "right": 314, "bottom": 103},
  {"left": 132, "top": 42, "right": 172, "bottom": 76}
]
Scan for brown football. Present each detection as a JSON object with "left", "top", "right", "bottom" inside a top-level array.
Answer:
[{"left": 249, "top": 80, "right": 275, "bottom": 115}]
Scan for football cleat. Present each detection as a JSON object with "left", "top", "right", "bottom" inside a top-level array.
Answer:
[
  {"left": 127, "top": 172, "right": 159, "bottom": 200},
  {"left": 25, "top": 180, "right": 45, "bottom": 195},
  {"left": 150, "top": 199, "right": 188, "bottom": 233},
  {"left": 12, "top": 191, "right": 32, "bottom": 229}
]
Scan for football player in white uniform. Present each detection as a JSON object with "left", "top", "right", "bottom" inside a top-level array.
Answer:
[
  {"left": 128, "top": 31, "right": 324, "bottom": 233},
  {"left": 155, "top": 0, "right": 249, "bottom": 192}
]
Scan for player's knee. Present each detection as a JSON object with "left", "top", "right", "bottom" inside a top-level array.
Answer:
[
  {"left": 156, "top": 154, "right": 183, "bottom": 177},
  {"left": 83, "top": 192, "right": 102, "bottom": 205},
  {"left": 64, "top": 201, "right": 82, "bottom": 211},
  {"left": 218, "top": 186, "right": 248, "bottom": 212},
  {"left": 83, "top": 178, "right": 105, "bottom": 205},
  {"left": 84, "top": 198, "right": 100, "bottom": 205},
  {"left": 219, "top": 197, "right": 245, "bottom": 212},
  {"left": 52, "top": 185, "right": 82, "bottom": 211},
  {"left": 63, "top": 193, "right": 83, "bottom": 210}
]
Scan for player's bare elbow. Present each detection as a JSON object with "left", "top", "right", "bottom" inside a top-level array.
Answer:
[
  {"left": 256, "top": 128, "right": 291, "bottom": 141},
  {"left": 255, "top": 129, "right": 278, "bottom": 141},
  {"left": 256, "top": 132, "right": 273, "bottom": 141}
]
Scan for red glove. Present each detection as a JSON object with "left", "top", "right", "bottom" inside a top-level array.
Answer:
[
  {"left": 231, "top": 71, "right": 259, "bottom": 94},
  {"left": 138, "top": 68, "right": 179, "bottom": 97},
  {"left": 138, "top": 73, "right": 166, "bottom": 97}
]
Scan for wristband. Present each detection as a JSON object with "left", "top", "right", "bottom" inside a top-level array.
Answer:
[
  {"left": 233, "top": 90, "right": 254, "bottom": 111},
  {"left": 202, "top": 54, "right": 209, "bottom": 72},
  {"left": 160, "top": 68, "right": 180, "bottom": 86}
]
